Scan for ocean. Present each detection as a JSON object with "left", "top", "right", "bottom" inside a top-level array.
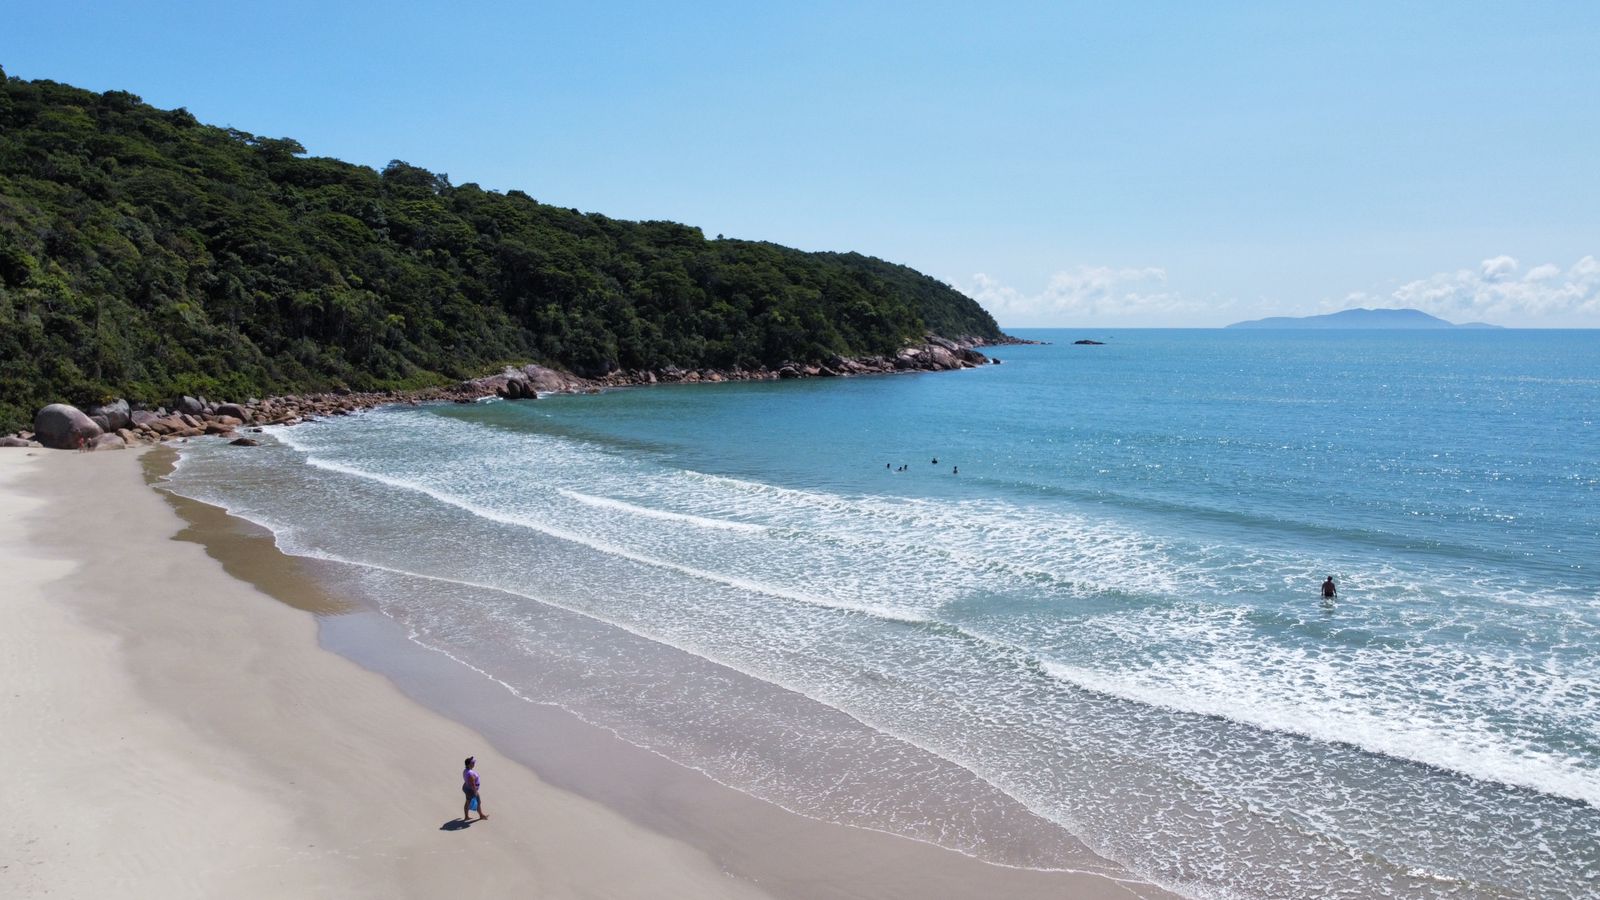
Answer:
[{"left": 162, "top": 329, "right": 1599, "bottom": 898}]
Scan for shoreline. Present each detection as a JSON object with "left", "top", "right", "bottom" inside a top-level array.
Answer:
[
  {"left": 6, "top": 333, "right": 1034, "bottom": 448},
  {"left": 0, "top": 448, "right": 766, "bottom": 900},
  {"left": 2, "top": 445, "right": 1170, "bottom": 898}
]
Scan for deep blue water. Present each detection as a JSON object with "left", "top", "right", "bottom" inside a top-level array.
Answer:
[{"left": 165, "top": 329, "right": 1600, "bottom": 898}]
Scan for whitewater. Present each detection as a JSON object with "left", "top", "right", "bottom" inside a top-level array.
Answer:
[{"left": 162, "top": 329, "right": 1600, "bottom": 898}]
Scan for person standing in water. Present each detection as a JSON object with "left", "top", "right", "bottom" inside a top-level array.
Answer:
[
  {"left": 462, "top": 756, "right": 487, "bottom": 821},
  {"left": 1322, "top": 576, "right": 1337, "bottom": 600}
]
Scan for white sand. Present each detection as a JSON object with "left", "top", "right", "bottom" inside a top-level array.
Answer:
[{"left": 0, "top": 448, "right": 768, "bottom": 899}]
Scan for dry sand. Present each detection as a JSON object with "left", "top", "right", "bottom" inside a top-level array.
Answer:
[
  {"left": 0, "top": 447, "right": 1171, "bottom": 899},
  {"left": 0, "top": 448, "right": 766, "bottom": 899}
]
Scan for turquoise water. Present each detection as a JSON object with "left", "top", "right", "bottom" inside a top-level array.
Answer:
[{"left": 165, "top": 329, "right": 1599, "bottom": 898}]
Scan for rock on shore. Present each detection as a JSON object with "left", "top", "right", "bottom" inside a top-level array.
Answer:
[{"left": 34, "top": 404, "right": 103, "bottom": 450}]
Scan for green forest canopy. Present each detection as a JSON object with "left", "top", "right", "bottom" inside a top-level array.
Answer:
[{"left": 0, "top": 67, "right": 1004, "bottom": 431}]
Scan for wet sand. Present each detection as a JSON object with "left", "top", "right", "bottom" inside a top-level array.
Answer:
[{"left": 0, "top": 446, "right": 1171, "bottom": 899}]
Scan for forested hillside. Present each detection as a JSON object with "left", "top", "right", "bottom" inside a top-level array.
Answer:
[{"left": 0, "top": 68, "right": 1003, "bottom": 430}]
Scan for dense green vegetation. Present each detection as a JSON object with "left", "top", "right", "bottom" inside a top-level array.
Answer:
[{"left": 0, "top": 68, "right": 1002, "bottom": 430}]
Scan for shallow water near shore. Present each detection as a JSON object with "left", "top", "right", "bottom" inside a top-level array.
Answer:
[{"left": 161, "top": 329, "right": 1600, "bottom": 898}]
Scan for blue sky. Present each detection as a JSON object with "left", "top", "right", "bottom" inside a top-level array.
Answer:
[{"left": 5, "top": 1, "right": 1597, "bottom": 326}]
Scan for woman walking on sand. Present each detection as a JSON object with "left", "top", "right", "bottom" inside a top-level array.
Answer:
[{"left": 462, "top": 756, "right": 488, "bottom": 821}]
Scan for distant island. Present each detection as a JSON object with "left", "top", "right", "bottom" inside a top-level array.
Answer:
[{"left": 1226, "top": 308, "right": 1501, "bottom": 330}]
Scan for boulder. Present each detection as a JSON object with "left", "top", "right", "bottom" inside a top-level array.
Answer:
[
  {"left": 0, "top": 436, "right": 35, "bottom": 448},
  {"left": 130, "top": 409, "right": 160, "bottom": 428},
  {"left": 925, "top": 346, "right": 959, "bottom": 369},
  {"left": 176, "top": 395, "right": 204, "bottom": 415},
  {"left": 229, "top": 437, "right": 260, "bottom": 447},
  {"left": 86, "top": 399, "right": 131, "bottom": 431},
  {"left": 90, "top": 414, "right": 111, "bottom": 432},
  {"left": 34, "top": 404, "right": 103, "bottom": 450},
  {"left": 90, "top": 433, "right": 126, "bottom": 451},
  {"left": 497, "top": 378, "right": 534, "bottom": 400},
  {"left": 214, "top": 403, "right": 250, "bottom": 422}
]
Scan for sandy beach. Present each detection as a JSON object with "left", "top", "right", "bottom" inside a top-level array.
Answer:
[
  {"left": 0, "top": 448, "right": 770, "bottom": 899},
  {"left": 0, "top": 447, "right": 1165, "bottom": 900}
]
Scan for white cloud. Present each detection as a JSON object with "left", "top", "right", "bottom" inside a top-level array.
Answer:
[
  {"left": 964, "top": 265, "right": 1221, "bottom": 325},
  {"left": 1479, "top": 255, "right": 1519, "bottom": 280},
  {"left": 1389, "top": 255, "right": 1600, "bottom": 325},
  {"left": 962, "top": 254, "right": 1600, "bottom": 328}
]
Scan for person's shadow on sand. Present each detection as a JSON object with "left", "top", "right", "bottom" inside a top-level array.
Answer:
[{"left": 440, "top": 818, "right": 474, "bottom": 831}]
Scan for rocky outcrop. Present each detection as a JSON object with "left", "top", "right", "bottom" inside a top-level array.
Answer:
[
  {"left": 0, "top": 436, "right": 40, "bottom": 448},
  {"left": 7, "top": 333, "right": 1017, "bottom": 449},
  {"left": 573, "top": 335, "right": 996, "bottom": 390},
  {"left": 90, "top": 433, "right": 127, "bottom": 451},
  {"left": 34, "top": 404, "right": 103, "bottom": 449}
]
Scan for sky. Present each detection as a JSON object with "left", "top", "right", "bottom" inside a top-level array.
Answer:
[{"left": 5, "top": 1, "right": 1598, "bottom": 327}]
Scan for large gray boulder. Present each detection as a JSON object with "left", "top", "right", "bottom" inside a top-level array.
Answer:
[
  {"left": 176, "top": 395, "right": 205, "bottom": 415},
  {"left": 33, "top": 404, "right": 103, "bottom": 450},
  {"left": 0, "top": 436, "right": 38, "bottom": 448},
  {"left": 924, "top": 345, "right": 959, "bottom": 369},
  {"left": 130, "top": 409, "right": 160, "bottom": 428},
  {"left": 90, "top": 433, "right": 126, "bottom": 451},
  {"left": 214, "top": 402, "right": 250, "bottom": 422},
  {"left": 86, "top": 399, "right": 131, "bottom": 431}
]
